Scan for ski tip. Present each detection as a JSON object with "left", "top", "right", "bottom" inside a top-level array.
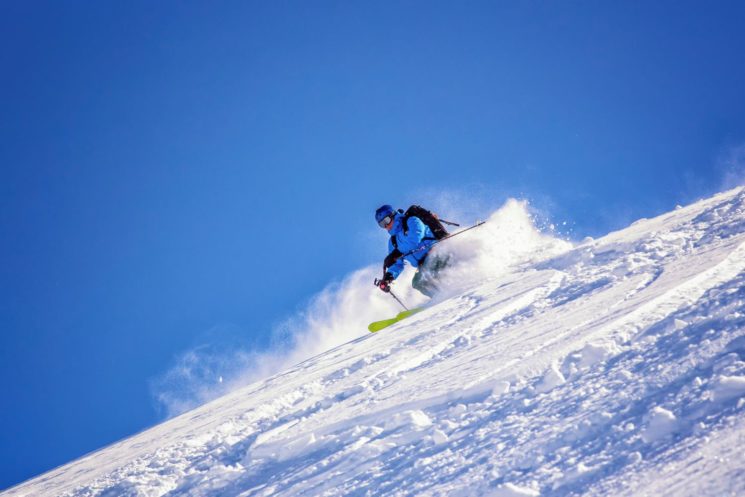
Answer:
[
  {"left": 368, "top": 307, "right": 425, "bottom": 333},
  {"left": 368, "top": 318, "right": 397, "bottom": 332}
]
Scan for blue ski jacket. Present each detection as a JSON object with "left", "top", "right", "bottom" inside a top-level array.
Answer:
[{"left": 386, "top": 214, "right": 437, "bottom": 279}]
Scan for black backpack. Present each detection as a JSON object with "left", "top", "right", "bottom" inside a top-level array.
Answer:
[{"left": 390, "top": 205, "right": 450, "bottom": 249}]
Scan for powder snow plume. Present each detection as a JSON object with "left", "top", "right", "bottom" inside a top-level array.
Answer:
[
  {"left": 432, "top": 198, "right": 572, "bottom": 296},
  {"left": 151, "top": 198, "right": 570, "bottom": 417}
]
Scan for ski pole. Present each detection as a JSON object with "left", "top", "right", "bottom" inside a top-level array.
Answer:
[
  {"left": 388, "top": 290, "right": 409, "bottom": 311},
  {"left": 374, "top": 276, "right": 409, "bottom": 310},
  {"left": 439, "top": 219, "right": 460, "bottom": 227}
]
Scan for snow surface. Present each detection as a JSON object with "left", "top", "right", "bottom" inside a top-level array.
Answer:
[{"left": 5, "top": 188, "right": 745, "bottom": 497}]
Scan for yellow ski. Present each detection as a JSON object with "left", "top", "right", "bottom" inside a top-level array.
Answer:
[{"left": 368, "top": 308, "right": 424, "bottom": 333}]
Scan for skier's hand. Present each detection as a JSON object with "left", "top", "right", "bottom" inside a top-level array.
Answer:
[{"left": 377, "top": 272, "right": 394, "bottom": 293}]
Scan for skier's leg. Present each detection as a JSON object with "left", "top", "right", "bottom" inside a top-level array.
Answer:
[
  {"left": 412, "top": 254, "right": 451, "bottom": 297},
  {"left": 412, "top": 269, "right": 438, "bottom": 297}
]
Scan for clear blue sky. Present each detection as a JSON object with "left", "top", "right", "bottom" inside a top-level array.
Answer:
[{"left": 1, "top": 0, "right": 744, "bottom": 489}]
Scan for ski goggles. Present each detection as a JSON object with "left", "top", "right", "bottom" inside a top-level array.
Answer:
[{"left": 378, "top": 215, "right": 393, "bottom": 228}]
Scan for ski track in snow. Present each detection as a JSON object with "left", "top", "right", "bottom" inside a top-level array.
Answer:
[{"left": 5, "top": 188, "right": 745, "bottom": 497}]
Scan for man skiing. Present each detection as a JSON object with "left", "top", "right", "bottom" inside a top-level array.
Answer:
[{"left": 374, "top": 204, "right": 451, "bottom": 298}]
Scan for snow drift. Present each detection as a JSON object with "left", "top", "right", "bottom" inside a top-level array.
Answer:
[{"left": 5, "top": 188, "right": 745, "bottom": 497}]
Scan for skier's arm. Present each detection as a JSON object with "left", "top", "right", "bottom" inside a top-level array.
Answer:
[
  {"left": 386, "top": 239, "right": 405, "bottom": 279},
  {"left": 384, "top": 249, "right": 402, "bottom": 272}
]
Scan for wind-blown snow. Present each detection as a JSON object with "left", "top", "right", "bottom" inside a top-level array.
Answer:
[
  {"left": 5, "top": 188, "right": 745, "bottom": 497},
  {"left": 151, "top": 198, "right": 566, "bottom": 417}
]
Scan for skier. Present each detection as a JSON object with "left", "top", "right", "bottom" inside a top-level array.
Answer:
[{"left": 374, "top": 204, "right": 451, "bottom": 298}]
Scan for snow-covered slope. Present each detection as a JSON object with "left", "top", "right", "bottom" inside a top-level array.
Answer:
[{"left": 6, "top": 188, "right": 745, "bottom": 497}]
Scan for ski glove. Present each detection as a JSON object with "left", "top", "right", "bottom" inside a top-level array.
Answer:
[{"left": 378, "top": 272, "right": 394, "bottom": 293}]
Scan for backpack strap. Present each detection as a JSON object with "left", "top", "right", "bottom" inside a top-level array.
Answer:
[{"left": 397, "top": 208, "right": 409, "bottom": 236}]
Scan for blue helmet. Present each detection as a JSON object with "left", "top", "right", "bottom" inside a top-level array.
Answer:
[{"left": 375, "top": 204, "right": 395, "bottom": 225}]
